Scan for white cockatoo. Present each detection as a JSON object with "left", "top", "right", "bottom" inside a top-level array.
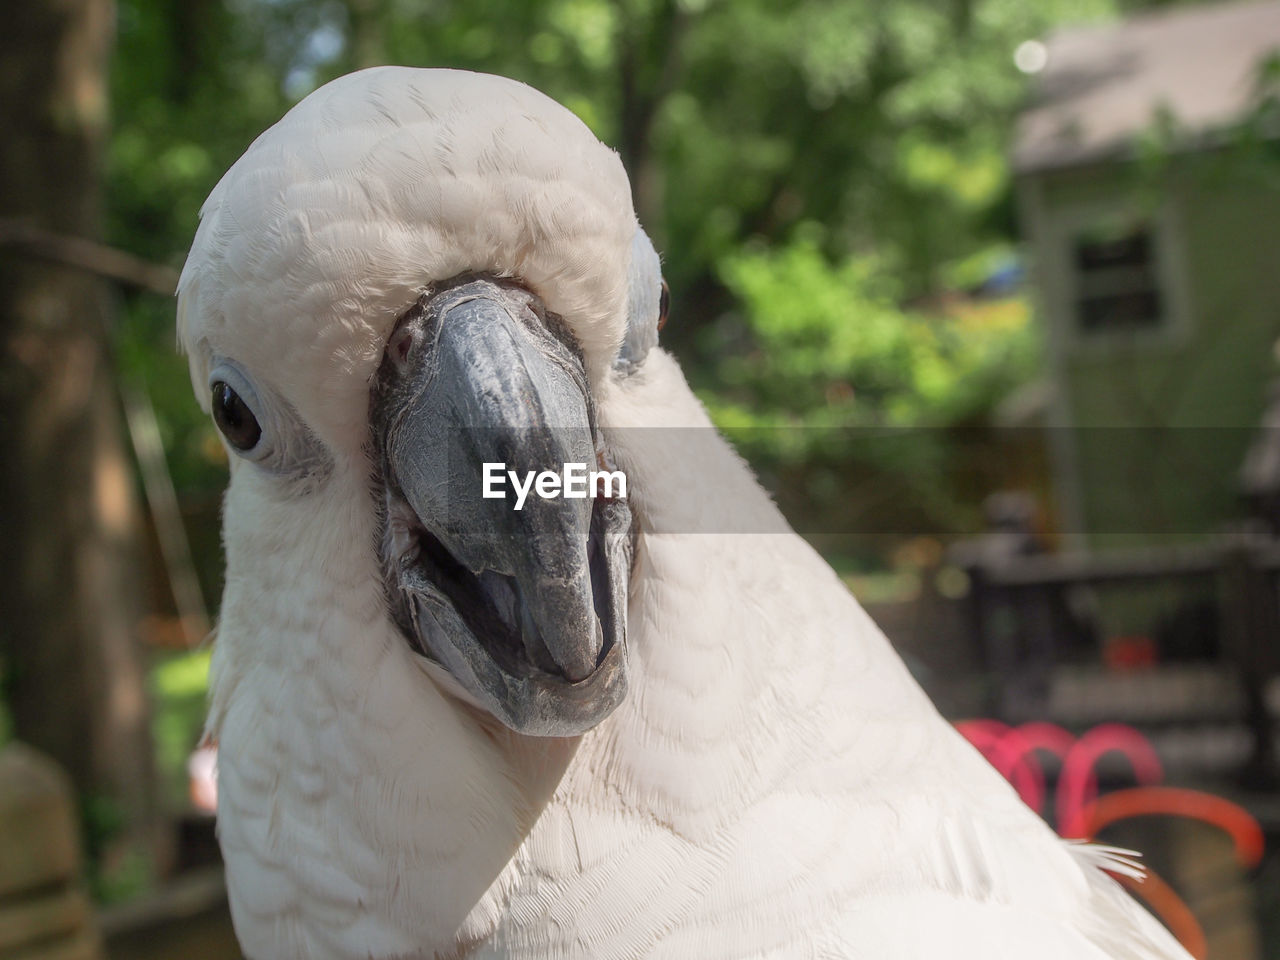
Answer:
[{"left": 178, "top": 67, "right": 1191, "bottom": 960}]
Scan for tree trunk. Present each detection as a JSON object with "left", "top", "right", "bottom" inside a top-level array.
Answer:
[
  {"left": 0, "top": 0, "right": 158, "bottom": 875},
  {"left": 616, "top": 0, "right": 688, "bottom": 235}
]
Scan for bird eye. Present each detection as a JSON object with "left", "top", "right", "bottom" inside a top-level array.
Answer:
[
  {"left": 658, "top": 279, "right": 670, "bottom": 332},
  {"left": 212, "top": 381, "right": 262, "bottom": 451}
]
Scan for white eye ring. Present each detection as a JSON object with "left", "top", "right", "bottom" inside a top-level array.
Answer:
[
  {"left": 208, "top": 361, "right": 274, "bottom": 463},
  {"left": 206, "top": 358, "right": 332, "bottom": 486}
]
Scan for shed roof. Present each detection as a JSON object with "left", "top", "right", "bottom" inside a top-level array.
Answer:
[{"left": 1013, "top": 0, "right": 1280, "bottom": 173}]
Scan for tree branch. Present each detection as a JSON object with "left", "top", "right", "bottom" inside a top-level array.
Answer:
[{"left": 0, "top": 219, "right": 179, "bottom": 296}]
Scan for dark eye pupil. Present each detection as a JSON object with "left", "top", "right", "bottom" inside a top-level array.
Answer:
[{"left": 212, "top": 381, "right": 262, "bottom": 451}]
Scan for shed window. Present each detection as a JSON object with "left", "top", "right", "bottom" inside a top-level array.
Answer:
[{"left": 1072, "top": 222, "right": 1163, "bottom": 333}]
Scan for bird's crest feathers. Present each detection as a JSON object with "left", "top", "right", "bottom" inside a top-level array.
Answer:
[{"left": 178, "top": 67, "right": 656, "bottom": 449}]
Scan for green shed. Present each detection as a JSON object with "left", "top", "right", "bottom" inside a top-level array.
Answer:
[{"left": 1013, "top": 0, "right": 1280, "bottom": 544}]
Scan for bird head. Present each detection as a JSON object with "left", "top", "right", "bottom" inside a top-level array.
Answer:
[{"left": 178, "top": 67, "right": 665, "bottom": 737}]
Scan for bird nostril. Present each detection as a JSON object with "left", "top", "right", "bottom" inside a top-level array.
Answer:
[{"left": 388, "top": 323, "right": 420, "bottom": 372}]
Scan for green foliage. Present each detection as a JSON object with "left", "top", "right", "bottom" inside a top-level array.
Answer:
[
  {"left": 103, "top": 0, "right": 1136, "bottom": 548},
  {"left": 697, "top": 232, "right": 1042, "bottom": 536},
  {"left": 151, "top": 648, "right": 213, "bottom": 810},
  {"left": 83, "top": 794, "right": 156, "bottom": 903},
  {"left": 707, "top": 231, "right": 1039, "bottom": 440}
]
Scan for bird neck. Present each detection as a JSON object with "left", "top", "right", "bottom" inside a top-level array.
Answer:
[
  {"left": 207, "top": 468, "right": 578, "bottom": 955},
  {"left": 577, "top": 350, "right": 866, "bottom": 841},
  {"left": 597, "top": 349, "right": 790, "bottom": 539}
]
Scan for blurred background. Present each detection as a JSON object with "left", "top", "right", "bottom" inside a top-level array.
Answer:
[{"left": 3, "top": 0, "right": 1280, "bottom": 957}]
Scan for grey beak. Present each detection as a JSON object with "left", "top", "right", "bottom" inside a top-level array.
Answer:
[{"left": 378, "top": 279, "right": 607, "bottom": 683}]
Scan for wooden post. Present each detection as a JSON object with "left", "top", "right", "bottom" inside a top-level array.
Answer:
[
  {"left": 1219, "top": 543, "right": 1280, "bottom": 788},
  {"left": 0, "top": 743, "right": 105, "bottom": 960}
]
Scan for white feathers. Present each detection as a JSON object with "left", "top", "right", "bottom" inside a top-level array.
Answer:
[
  {"left": 182, "top": 68, "right": 1193, "bottom": 959},
  {"left": 179, "top": 67, "right": 637, "bottom": 452},
  {"left": 617, "top": 228, "right": 663, "bottom": 372}
]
